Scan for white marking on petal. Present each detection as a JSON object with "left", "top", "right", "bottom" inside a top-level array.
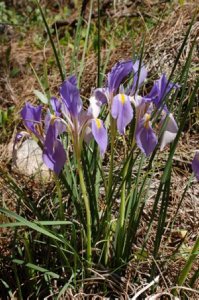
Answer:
[
  {"left": 160, "top": 114, "right": 178, "bottom": 151},
  {"left": 88, "top": 96, "right": 101, "bottom": 118}
]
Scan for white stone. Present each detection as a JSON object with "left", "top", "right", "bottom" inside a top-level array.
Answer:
[{"left": 14, "top": 139, "right": 51, "bottom": 181}]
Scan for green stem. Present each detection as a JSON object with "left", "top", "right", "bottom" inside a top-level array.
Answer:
[
  {"left": 177, "top": 236, "right": 199, "bottom": 287},
  {"left": 102, "top": 115, "right": 116, "bottom": 265},
  {"left": 107, "top": 116, "right": 116, "bottom": 200},
  {"left": 55, "top": 175, "right": 64, "bottom": 221},
  {"left": 77, "top": 159, "right": 92, "bottom": 266},
  {"left": 119, "top": 161, "right": 129, "bottom": 228},
  {"left": 115, "top": 158, "right": 130, "bottom": 263}
]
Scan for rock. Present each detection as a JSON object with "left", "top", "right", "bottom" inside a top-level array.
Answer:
[{"left": 14, "top": 138, "right": 51, "bottom": 181}]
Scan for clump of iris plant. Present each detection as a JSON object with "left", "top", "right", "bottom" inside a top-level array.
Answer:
[{"left": 19, "top": 59, "right": 197, "bottom": 265}]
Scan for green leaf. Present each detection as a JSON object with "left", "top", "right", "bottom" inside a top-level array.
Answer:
[
  {"left": 0, "top": 208, "right": 64, "bottom": 243},
  {"left": 12, "top": 259, "right": 59, "bottom": 279},
  {"left": 0, "top": 220, "right": 73, "bottom": 228},
  {"left": 34, "top": 89, "right": 48, "bottom": 104}
]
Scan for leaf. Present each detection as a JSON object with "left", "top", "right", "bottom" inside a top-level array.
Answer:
[
  {"left": 0, "top": 220, "right": 73, "bottom": 228},
  {"left": 34, "top": 89, "right": 48, "bottom": 104},
  {"left": 0, "top": 208, "right": 64, "bottom": 243},
  {"left": 12, "top": 259, "right": 59, "bottom": 279}
]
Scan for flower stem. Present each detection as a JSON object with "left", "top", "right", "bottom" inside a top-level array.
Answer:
[
  {"left": 102, "top": 116, "right": 116, "bottom": 265},
  {"left": 54, "top": 175, "right": 64, "bottom": 221},
  {"left": 77, "top": 159, "right": 92, "bottom": 266},
  {"left": 115, "top": 157, "right": 130, "bottom": 263}
]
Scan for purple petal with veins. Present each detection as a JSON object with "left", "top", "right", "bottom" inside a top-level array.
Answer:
[
  {"left": 107, "top": 60, "right": 133, "bottom": 94},
  {"left": 143, "top": 74, "right": 179, "bottom": 109},
  {"left": 68, "top": 75, "right": 77, "bottom": 86},
  {"left": 60, "top": 76, "right": 82, "bottom": 117},
  {"left": 21, "top": 102, "right": 43, "bottom": 140},
  {"left": 50, "top": 97, "right": 61, "bottom": 116},
  {"left": 136, "top": 114, "right": 158, "bottom": 156},
  {"left": 131, "top": 60, "right": 148, "bottom": 94},
  {"left": 94, "top": 88, "right": 108, "bottom": 104},
  {"left": 111, "top": 94, "right": 133, "bottom": 134},
  {"left": 91, "top": 119, "right": 108, "bottom": 156},
  {"left": 43, "top": 119, "right": 66, "bottom": 175}
]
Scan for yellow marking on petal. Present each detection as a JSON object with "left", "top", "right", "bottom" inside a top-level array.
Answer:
[
  {"left": 144, "top": 113, "right": 151, "bottom": 129},
  {"left": 95, "top": 118, "right": 101, "bottom": 129},
  {"left": 50, "top": 115, "right": 57, "bottom": 125},
  {"left": 120, "top": 94, "right": 126, "bottom": 104}
]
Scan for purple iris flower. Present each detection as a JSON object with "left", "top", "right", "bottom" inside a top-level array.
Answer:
[
  {"left": 107, "top": 60, "right": 133, "bottom": 95},
  {"left": 111, "top": 93, "right": 133, "bottom": 134},
  {"left": 21, "top": 102, "right": 67, "bottom": 174},
  {"left": 136, "top": 112, "right": 158, "bottom": 156},
  {"left": 94, "top": 60, "right": 147, "bottom": 136},
  {"left": 131, "top": 60, "right": 148, "bottom": 95},
  {"left": 21, "top": 102, "right": 43, "bottom": 140},
  {"left": 144, "top": 74, "right": 179, "bottom": 109},
  {"left": 43, "top": 119, "right": 66, "bottom": 175},
  {"left": 94, "top": 88, "right": 108, "bottom": 104},
  {"left": 59, "top": 76, "right": 108, "bottom": 156},
  {"left": 60, "top": 75, "right": 82, "bottom": 117},
  {"left": 50, "top": 97, "right": 62, "bottom": 117},
  {"left": 192, "top": 151, "right": 199, "bottom": 181}
]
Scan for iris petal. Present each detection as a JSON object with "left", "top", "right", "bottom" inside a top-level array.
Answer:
[
  {"left": 50, "top": 97, "right": 61, "bottom": 116},
  {"left": 143, "top": 74, "right": 179, "bottom": 108},
  {"left": 111, "top": 94, "right": 133, "bottom": 135},
  {"left": 94, "top": 88, "right": 108, "bottom": 104},
  {"left": 91, "top": 119, "right": 108, "bottom": 156},
  {"left": 60, "top": 77, "right": 82, "bottom": 117},
  {"left": 42, "top": 120, "right": 66, "bottom": 175},
  {"left": 131, "top": 60, "right": 148, "bottom": 94},
  {"left": 21, "top": 102, "right": 42, "bottom": 139},
  {"left": 108, "top": 60, "right": 133, "bottom": 94},
  {"left": 136, "top": 116, "right": 158, "bottom": 156},
  {"left": 160, "top": 113, "right": 178, "bottom": 151}
]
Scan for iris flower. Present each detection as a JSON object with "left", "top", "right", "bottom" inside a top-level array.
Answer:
[
  {"left": 143, "top": 73, "right": 179, "bottom": 110},
  {"left": 21, "top": 102, "right": 43, "bottom": 140},
  {"left": 94, "top": 60, "right": 147, "bottom": 135},
  {"left": 192, "top": 151, "right": 199, "bottom": 181},
  {"left": 59, "top": 76, "right": 108, "bottom": 156},
  {"left": 141, "top": 74, "right": 179, "bottom": 152},
  {"left": 20, "top": 102, "right": 66, "bottom": 175}
]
